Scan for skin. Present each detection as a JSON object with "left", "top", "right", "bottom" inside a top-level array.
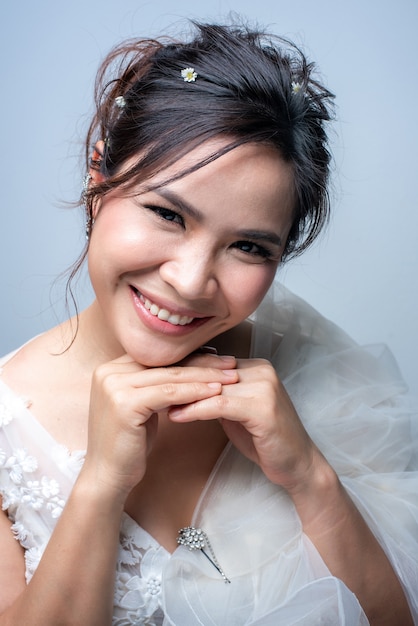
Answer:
[
  {"left": 85, "top": 140, "right": 294, "bottom": 367},
  {"left": 0, "top": 140, "right": 413, "bottom": 625}
]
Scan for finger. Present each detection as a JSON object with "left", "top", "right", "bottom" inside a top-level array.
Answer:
[
  {"left": 178, "top": 352, "right": 236, "bottom": 370},
  {"left": 126, "top": 380, "right": 225, "bottom": 418},
  {"left": 168, "top": 393, "right": 252, "bottom": 423},
  {"left": 94, "top": 356, "right": 147, "bottom": 380},
  {"left": 92, "top": 363, "right": 239, "bottom": 403},
  {"left": 130, "top": 364, "right": 239, "bottom": 388}
]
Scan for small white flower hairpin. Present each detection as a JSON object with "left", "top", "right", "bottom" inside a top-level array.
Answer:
[
  {"left": 291, "top": 81, "right": 303, "bottom": 95},
  {"left": 115, "top": 95, "right": 126, "bottom": 108},
  {"left": 181, "top": 67, "right": 198, "bottom": 82}
]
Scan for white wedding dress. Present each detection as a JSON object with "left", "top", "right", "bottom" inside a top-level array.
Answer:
[{"left": 1, "top": 282, "right": 417, "bottom": 625}]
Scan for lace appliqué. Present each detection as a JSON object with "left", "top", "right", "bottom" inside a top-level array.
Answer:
[
  {"left": 0, "top": 387, "right": 72, "bottom": 582},
  {"left": 0, "top": 447, "right": 66, "bottom": 517},
  {"left": 0, "top": 381, "right": 171, "bottom": 623},
  {"left": 113, "top": 516, "right": 169, "bottom": 626},
  {"left": 0, "top": 393, "right": 30, "bottom": 427},
  {"left": 51, "top": 444, "right": 85, "bottom": 475}
]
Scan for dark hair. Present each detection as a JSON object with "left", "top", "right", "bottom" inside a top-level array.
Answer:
[{"left": 71, "top": 21, "right": 334, "bottom": 299}]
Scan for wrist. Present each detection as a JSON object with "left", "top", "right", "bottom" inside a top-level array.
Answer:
[
  {"left": 73, "top": 466, "right": 128, "bottom": 514},
  {"left": 288, "top": 451, "right": 345, "bottom": 533}
]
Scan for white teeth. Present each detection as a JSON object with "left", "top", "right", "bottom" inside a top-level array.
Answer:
[
  {"left": 138, "top": 293, "right": 194, "bottom": 326},
  {"left": 157, "top": 308, "right": 170, "bottom": 321}
]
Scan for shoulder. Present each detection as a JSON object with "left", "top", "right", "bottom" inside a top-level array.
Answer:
[
  {"left": 0, "top": 323, "right": 73, "bottom": 396},
  {"left": 0, "top": 322, "right": 91, "bottom": 451}
]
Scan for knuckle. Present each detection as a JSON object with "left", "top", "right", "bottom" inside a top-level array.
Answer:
[
  {"left": 209, "top": 367, "right": 227, "bottom": 377},
  {"left": 92, "top": 362, "right": 110, "bottom": 384},
  {"left": 166, "top": 366, "right": 182, "bottom": 378},
  {"left": 109, "top": 388, "right": 130, "bottom": 411},
  {"left": 257, "top": 361, "right": 277, "bottom": 381},
  {"left": 93, "top": 364, "right": 124, "bottom": 391},
  {"left": 194, "top": 381, "right": 210, "bottom": 395},
  {"left": 161, "top": 382, "right": 178, "bottom": 398},
  {"left": 213, "top": 394, "right": 229, "bottom": 411},
  {"left": 100, "top": 373, "right": 120, "bottom": 396},
  {"left": 258, "top": 358, "right": 274, "bottom": 371}
]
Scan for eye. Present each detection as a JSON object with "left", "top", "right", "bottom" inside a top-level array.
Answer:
[
  {"left": 232, "top": 240, "right": 274, "bottom": 260},
  {"left": 144, "top": 204, "right": 184, "bottom": 226}
]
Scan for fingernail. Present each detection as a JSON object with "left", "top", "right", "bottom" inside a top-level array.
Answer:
[
  {"left": 208, "top": 382, "right": 222, "bottom": 389},
  {"left": 221, "top": 369, "right": 237, "bottom": 377},
  {"left": 218, "top": 355, "right": 235, "bottom": 362}
]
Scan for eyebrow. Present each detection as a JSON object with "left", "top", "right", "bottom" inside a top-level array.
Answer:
[
  {"left": 155, "top": 188, "right": 203, "bottom": 220},
  {"left": 154, "top": 187, "right": 283, "bottom": 248}
]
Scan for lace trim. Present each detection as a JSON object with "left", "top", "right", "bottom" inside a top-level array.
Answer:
[
  {"left": 113, "top": 516, "right": 169, "bottom": 624},
  {"left": 0, "top": 385, "right": 169, "bottom": 623}
]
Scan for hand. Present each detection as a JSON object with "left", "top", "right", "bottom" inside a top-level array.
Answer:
[
  {"left": 81, "top": 353, "right": 238, "bottom": 500},
  {"left": 169, "top": 358, "right": 322, "bottom": 494}
]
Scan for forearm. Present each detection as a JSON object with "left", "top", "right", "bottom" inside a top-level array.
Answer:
[
  {"left": 1, "top": 474, "right": 124, "bottom": 626},
  {"left": 291, "top": 453, "right": 413, "bottom": 626}
]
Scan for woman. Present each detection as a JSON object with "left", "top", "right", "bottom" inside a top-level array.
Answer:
[{"left": 0, "top": 21, "right": 416, "bottom": 625}]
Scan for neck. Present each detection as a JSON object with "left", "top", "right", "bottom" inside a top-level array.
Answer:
[{"left": 55, "top": 301, "right": 125, "bottom": 374}]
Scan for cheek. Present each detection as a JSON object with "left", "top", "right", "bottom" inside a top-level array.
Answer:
[
  {"left": 88, "top": 214, "right": 151, "bottom": 276},
  {"left": 226, "top": 264, "right": 277, "bottom": 317}
]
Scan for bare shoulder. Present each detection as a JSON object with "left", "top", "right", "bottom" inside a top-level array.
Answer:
[
  {"left": 1, "top": 323, "right": 71, "bottom": 389},
  {"left": 0, "top": 503, "right": 26, "bottom": 612},
  {"left": 1, "top": 322, "right": 90, "bottom": 451}
]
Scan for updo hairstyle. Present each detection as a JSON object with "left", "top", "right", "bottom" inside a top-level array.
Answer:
[{"left": 83, "top": 21, "right": 334, "bottom": 261}]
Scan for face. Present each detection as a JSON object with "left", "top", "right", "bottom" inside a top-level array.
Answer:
[{"left": 87, "top": 140, "right": 295, "bottom": 366}]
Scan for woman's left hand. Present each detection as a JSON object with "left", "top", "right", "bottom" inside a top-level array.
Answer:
[
  {"left": 169, "top": 357, "right": 322, "bottom": 494},
  {"left": 169, "top": 356, "right": 415, "bottom": 625}
]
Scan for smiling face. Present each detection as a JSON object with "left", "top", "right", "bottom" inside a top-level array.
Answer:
[{"left": 86, "top": 140, "right": 295, "bottom": 366}]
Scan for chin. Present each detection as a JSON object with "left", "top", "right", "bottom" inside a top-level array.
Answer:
[{"left": 125, "top": 345, "right": 196, "bottom": 368}]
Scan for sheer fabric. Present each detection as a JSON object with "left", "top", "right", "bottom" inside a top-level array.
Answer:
[{"left": 1, "top": 281, "right": 417, "bottom": 625}]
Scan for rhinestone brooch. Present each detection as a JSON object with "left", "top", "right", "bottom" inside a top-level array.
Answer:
[{"left": 177, "top": 526, "right": 231, "bottom": 583}]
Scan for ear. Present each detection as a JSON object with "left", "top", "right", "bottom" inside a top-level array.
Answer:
[
  {"left": 85, "top": 140, "right": 107, "bottom": 225},
  {"left": 88, "top": 140, "right": 106, "bottom": 183}
]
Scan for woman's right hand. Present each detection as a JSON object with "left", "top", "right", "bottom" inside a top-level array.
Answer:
[{"left": 81, "top": 352, "right": 238, "bottom": 500}]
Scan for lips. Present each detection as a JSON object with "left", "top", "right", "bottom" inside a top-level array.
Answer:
[{"left": 131, "top": 287, "right": 196, "bottom": 326}]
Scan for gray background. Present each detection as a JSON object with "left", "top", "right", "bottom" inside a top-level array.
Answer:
[{"left": 1, "top": 0, "right": 417, "bottom": 397}]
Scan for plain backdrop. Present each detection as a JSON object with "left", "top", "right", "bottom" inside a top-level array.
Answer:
[{"left": 1, "top": 0, "right": 417, "bottom": 397}]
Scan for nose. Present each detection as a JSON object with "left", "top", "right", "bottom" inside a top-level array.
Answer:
[{"left": 159, "top": 243, "right": 219, "bottom": 301}]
